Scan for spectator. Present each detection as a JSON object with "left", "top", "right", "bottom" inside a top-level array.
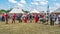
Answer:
[
  {"left": 5, "top": 13, "right": 9, "bottom": 24},
  {"left": 58, "top": 14, "right": 60, "bottom": 27},
  {"left": 12, "top": 13, "right": 16, "bottom": 23},
  {"left": 24, "top": 15, "right": 28, "bottom": 23},
  {"left": 18, "top": 14, "right": 22, "bottom": 23},
  {"left": 35, "top": 14, "right": 38, "bottom": 23},
  {"left": 1, "top": 13, "right": 5, "bottom": 21},
  {"left": 50, "top": 14, "right": 55, "bottom": 26}
]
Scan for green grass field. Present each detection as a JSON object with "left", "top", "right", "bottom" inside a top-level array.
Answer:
[{"left": 0, "top": 21, "right": 60, "bottom": 34}]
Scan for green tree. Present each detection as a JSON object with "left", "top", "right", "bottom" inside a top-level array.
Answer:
[
  {"left": 5, "top": 8, "right": 13, "bottom": 13},
  {"left": 22, "top": 9, "right": 29, "bottom": 13},
  {"left": 0, "top": 9, "right": 6, "bottom": 14}
]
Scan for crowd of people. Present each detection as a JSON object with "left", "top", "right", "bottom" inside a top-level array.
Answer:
[{"left": 1, "top": 13, "right": 60, "bottom": 27}]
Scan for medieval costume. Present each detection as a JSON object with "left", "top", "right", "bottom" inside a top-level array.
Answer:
[
  {"left": 12, "top": 13, "right": 16, "bottom": 23},
  {"left": 5, "top": 14, "right": 8, "bottom": 24},
  {"left": 35, "top": 14, "right": 38, "bottom": 23},
  {"left": 2, "top": 13, "right": 5, "bottom": 21}
]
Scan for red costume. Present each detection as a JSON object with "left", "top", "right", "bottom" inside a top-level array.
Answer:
[
  {"left": 12, "top": 14, "right": 16, "bottom": 23},
  {"left": 5, "top": 14, "right": 8, "bottom": 20},
  {"left": 40, "top": 14, "right": 44, "bottom": 18},
  {"left": 5, "top": 14, "right": 8, "bottom": 24},
  {"left": 2, "top": 13, "right": 5, "bottom": 17},
  {"left": 24, "top": 15, "right": 28, "bottom": 23},
  {"left": 13, "top": 14, "right": 16, "bottom": 20},
  {"left": 35, "top": 14, "right": 38, "bottom": 23},
  {"left": 2, "top": 13, "right": 5, "bottom": 21}
]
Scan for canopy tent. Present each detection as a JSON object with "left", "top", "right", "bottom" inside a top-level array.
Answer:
[
  {"left": 40, "top": 11, "right": 46, "bottom": 13},
  {"left": 52, "top": 8, "right": 60, "bottom": 14},
  {"left": 9, "top": 7, "right": 24, "bottom": 13},
  {"left": 30, "top": 9, "right": 40, "bottom": 13}
]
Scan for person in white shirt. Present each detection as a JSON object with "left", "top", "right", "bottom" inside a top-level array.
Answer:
[{"left": 58, "top": 14, "right": 60, "bottom": 27}]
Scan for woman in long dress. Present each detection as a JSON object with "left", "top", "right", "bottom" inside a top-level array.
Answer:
[{"left": 35, "top": 14, "right": 38, "bottom": 23}]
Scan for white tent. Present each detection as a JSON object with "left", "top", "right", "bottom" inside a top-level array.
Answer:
[
  {"left": 52, "top": 8, "right": 60, "bottom": 13},
  {"left": 30, "top": 9, "right": 40, "bottom": 13},
  {"left": 55, "top": 8, "right": 60, "bottom": 12},
  {"left": 9, "top": 7, "right": 24, "bottom": 13},
  {"left": 40, "top": 11, "right": 46, "bottom": 13}
]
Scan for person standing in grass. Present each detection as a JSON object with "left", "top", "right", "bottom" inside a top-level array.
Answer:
[
  {"left": 17, "top": 14, "right": 22, "bottom": 23},
  {"left": 5, "top": 13, "right": 9, "bottom": 24},
  {"left": 58, "top": 14, "right": 60, "bottom": 27},
  {"left": 35, "top": 14, "right": 38, "bottom": 23},
  {"left": 1, "top": 13, "right": 5, "bottom": 21},
  {"left": 25, "top": 15, "right": 28, "bottom": 23},
  {"left": 12, "top": 13, "right": 16, "bottom": 23},
  {"left": 45, "top": 14, "right": 49, "bottom": 25},
  {"left": 19, "top": 14, "right": 22, "bottom": 23},
  {"left": 27, "top": 14, "right": 32, "bottom": 23},
  {"left": 40, "top": 14, "right": 44, "bottom": 24},
  {"left": 24, "top": 15, "right": 28, "bottom": 23},
  {"left": 50, "top": 14, "right": 55, "bottom": 26}
]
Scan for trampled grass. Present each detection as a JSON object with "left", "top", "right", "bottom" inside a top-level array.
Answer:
[{"left": 0, "top": 21, "right": 60, "bottom": 34}]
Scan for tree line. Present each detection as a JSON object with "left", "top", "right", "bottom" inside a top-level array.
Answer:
[{"left": 0, "top": 8, "right": 29, "bottom": 14}]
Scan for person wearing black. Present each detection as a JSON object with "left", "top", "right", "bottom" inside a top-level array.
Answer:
[
  {"left": 17, "top": 14, "right": 22, "bottom": 23},
  {"left": 50, "top": 14, "right": 55, "bottom": 26},
  {"left": 28, "top": 14, "right": 32, "bottom": 23}
]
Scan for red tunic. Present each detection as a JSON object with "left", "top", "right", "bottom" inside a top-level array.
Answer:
[
  {"left": 24, "top": 15, "right": 28, "bottom": 23},
  {"left": 13, "top": 14, "right": 16, "bottom": 20},
  {"left": 40, "top": 14, "right": 44, "bottom": 18},
  {"left": 2, "top": 13, "right": 5, "bottom": 17},
  {"left": 5, "top": 14, "right": 8, "bottom": 20},
  {"left": 35, "top": 14, "right": 38, "bottom": 23}
]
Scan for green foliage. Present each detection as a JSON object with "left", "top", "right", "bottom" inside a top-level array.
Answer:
[
  {"left": 0, "top": 9, "right": 6, "bottom": 14},
  {"left": 0, "top": 8, "right": 13, "bottom": 14},
  {"left": 22, "top": 9, "right": 29, "bottom": 13},
  {"left": 5, "top": 8, "right": 13, "bottom": 13}
]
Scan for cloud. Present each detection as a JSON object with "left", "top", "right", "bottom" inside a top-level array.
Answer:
[
  {"left": 49, "top": 3, "right": 60, "bottom": 12},
  {"left": 32, "top": 0, "right": 48, "bottom": 5},
  {"left": 20, "top": 0, "right": 26, "bottom": 4},
  {"left": 40, "top": 1, "right": 48, "bottom": 5},
  {"left": 51, "top": 0, "right": 57, "bottom": 1},
  {"left": 55, "top": 3, "right": 60, "bottom": 7},
  {"left": 33, "top": 0, "right": 48, "bottom": 2},
  {"left": 8, "top": 0, "right": 17, "bottom": 3},
  {"left": 8, "top": 0, "right": 26, "bottom": 7},
  {"left": 17, "top": 3, "right": 23, "bottom": 7},
  {"left": 17, "top": 0, "right": 26, "bottom": 7},
  {"left": 30, "top": 0, "right": 48, "bottom": 11},
  {"left": 33, "top": 0, "right": 40, "bottom": 1},
  {"left": 31, "top": 2, "right": 39, "bottom": 5},
  {"left": 31, "top": 2, "right": 34, "bottom": 4},
  {"left": 39, "top": 0, "right": 48, "bottom": 5}
]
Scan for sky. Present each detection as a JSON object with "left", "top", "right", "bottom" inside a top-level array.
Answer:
[{"left": 0, "top": 0, "right": 60, "bottom": 12}]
